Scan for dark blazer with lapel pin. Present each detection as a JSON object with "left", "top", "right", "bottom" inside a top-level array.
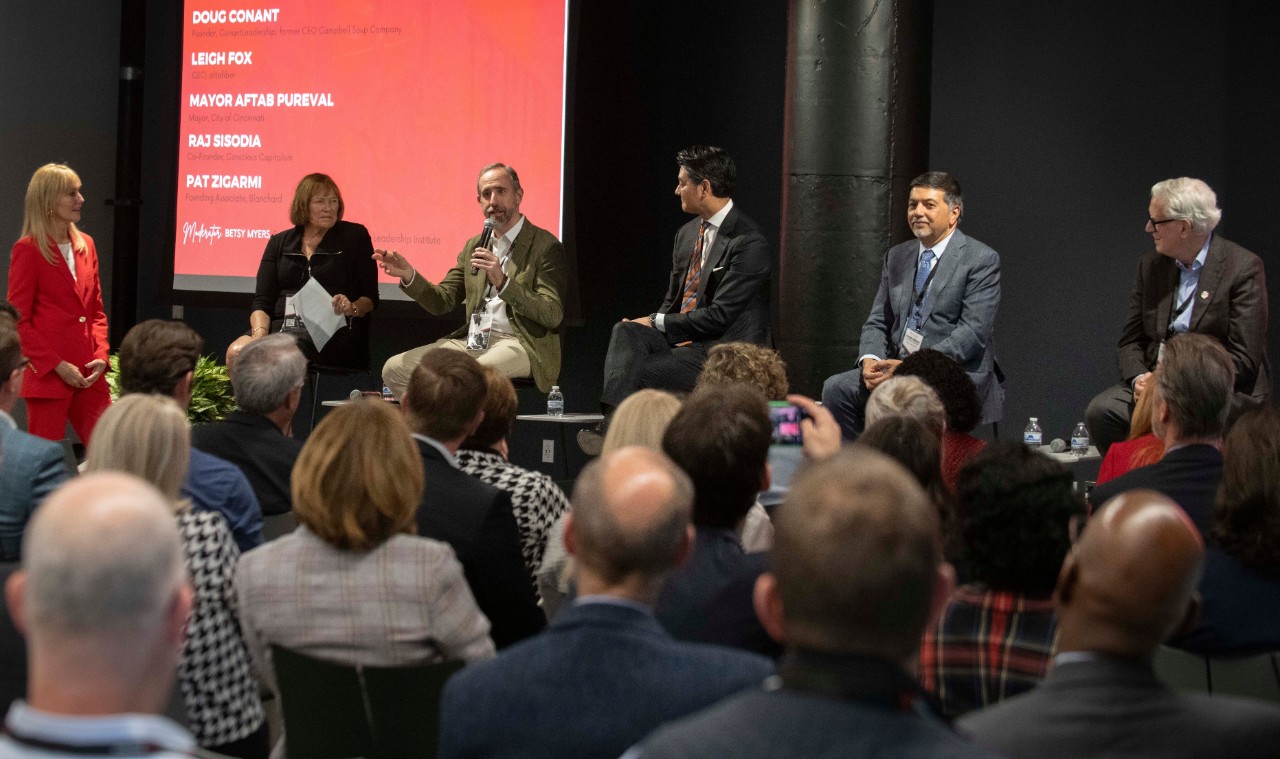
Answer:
[
  {"left": 1116, "top": 235, "right": 1269, "bottom": 404},
  {"left": 656, "top": 206, "right": 771, "bottom": 346},
  {"left": 859, "top": 229, "right": 1003, "bottom": 423},
  {"left": 413, "top": 438, "right": 545, "bottom": 649}
]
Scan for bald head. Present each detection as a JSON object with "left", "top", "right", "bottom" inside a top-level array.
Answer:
[
  {"left": 17, "top": 473, "right": 187, "bottom": 637},
  {"left": 1057, "top": 490, "right": 1204, "bottom": 656},
  {"left": 568, "top": 446, "right": 694, "bottom": 587}
]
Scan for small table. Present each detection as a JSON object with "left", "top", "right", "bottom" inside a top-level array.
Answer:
[
  {"left": 1038, "top": 444, "right": 1101, "bottom": 463},
  {"left": 515, "top": 413, "right": 604, "bottom": 480}
]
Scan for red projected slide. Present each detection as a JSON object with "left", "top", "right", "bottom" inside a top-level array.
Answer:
[{"left": 175, "top": 1, "right": 568, "bottom": 295}]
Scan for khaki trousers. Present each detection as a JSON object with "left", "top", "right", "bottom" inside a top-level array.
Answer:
[{"left": 381, "top": 333, "right": 531, "bottom": 399}]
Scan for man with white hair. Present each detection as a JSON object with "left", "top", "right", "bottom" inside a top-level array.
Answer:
[
  {"left": 1086, "top": 177, "right": 1269, "bottom": 454},
  {"left": 0, "top": 473, "right": 198, "bottom": 757},
  {"left": 194, "top": 333, "right": 307, "bottom": 516}
]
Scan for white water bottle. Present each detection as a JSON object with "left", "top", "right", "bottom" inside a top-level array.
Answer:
[
  {"left": 547, "top": 385, "right": 564, "bottom": 416},
  {"left": 1023, "top": 417, "right": 1043, "bottom": 448},
  {"left": 1071, "top": 422, "right": 1090, "bottom": 456}
]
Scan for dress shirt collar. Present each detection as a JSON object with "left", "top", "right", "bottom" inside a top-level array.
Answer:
[
  {"left": 702, "top": 198, "right": 734, "bottom": 230},
  {"left": 918, "top": 228, "right": 956, "bottom": 259},
  {"left": 413, "top": 433, "right": 457, "bottom": 467},
  {"left": 3, "top": 701, "right": 196, "bottom": 755},
  {"left": 1177, "top": 233, "right": 1211, "bottom": 273},
  {"left": 492, "top": 214, "right": 525, "bottom": 259}
]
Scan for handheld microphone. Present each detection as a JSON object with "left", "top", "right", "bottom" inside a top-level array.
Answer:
[
  {"left": 1049, "top": 438, "right": 1068, "bottom": 453},
  {"left": 472, "top": 218, "right": 496, "bottom": 275}
]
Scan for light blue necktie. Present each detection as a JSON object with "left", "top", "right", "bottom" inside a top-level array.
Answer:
[{"left": 908, "top": 249, "right": 935, "bottom": 330}]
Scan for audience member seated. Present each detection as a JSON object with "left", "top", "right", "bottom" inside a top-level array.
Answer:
[
  {"left": 864, "top": 374, "right": 947, "bottom": 439},
  {"left": 0, "top": 473, "right": 201, "bottom": 757},
  {"left": 118, "top": 319, "right": 263, "bottom": 551},
  {"left": 400, "top": 350, "right": 544, "bottom": 647},
  {"left": 538, "top": 389, "right": 682, "bottom": 618},
  {"left": 1089, "top": 332, "right": 1235, "bottom": 535},
  {"left": 1, "top": 317, "right": 72, "bottom": 561},
  {"left": 1095, "top": 381, "right": 1164, "bottom": 486},
  {"left": 630, "top": 448, "right": 997, "bottom": 759},
  {"left": 439, "top": 447, "right": 773, "bottom": 759},
  {"left": 959, "top": 490, "right": 1280, "bottom": 757},
  {"left": 895, "top": 348, "right": 986, "bottom": 492},
  {"left": 85, "top": 394, "right": 267, "bottom": 758},
  {"left": 1173, "top": 406, "right": 1280, "bottom": 654},
  {"left": 457, "top": 366, "right": 570, "bottom": 592},
  {"left": 656, "top": 384, "right": 777, "bottom": 656},
  {"left": 194, "top": 334, "right": 306, "bottom": 517},
  {"left": 859, "top": 415, "right": 950, "bottom": 527},
  {"left": 237, "top": 400, "right": 494, "bottom": 758},
  {"left": 919, "top": 441, "right": 1084, "bottom": 718}
]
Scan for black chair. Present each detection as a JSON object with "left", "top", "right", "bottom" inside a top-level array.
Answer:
[
  {"left": 261, "top": 511, "right": 298, "bottom": 542},
  {"left": 271, "top": 645, "right": 463, "bottom": 759},
  {"left": 1154, "top": 645, "right": 1280, "bottom": 703}
]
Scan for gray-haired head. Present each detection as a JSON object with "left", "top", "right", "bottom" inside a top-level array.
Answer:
[
  {"left": 18, "top": 472, "right": 187, "bottom": 639},
  {"left": 231, "top": 334, "right": 308, "bottom": 414},
  {"left": 1151, "top": 177, "right": 1222, "bottom": 233},
  {"left": 1155, "top": 332, "right": 1235, "bottom": 440},
  {"left": 477, "top": 163, "right": 522, "bottom": 194}
]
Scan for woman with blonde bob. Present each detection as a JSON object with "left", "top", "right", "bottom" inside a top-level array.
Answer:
[
  {"left": 85, "top": 394, "right": 267, "bottom": 758},
  {"left": 7, "top": 163, "right": 111, "bottom": 443},
  {"left": 236, "top": 400, "right": 494, "bottom": 753}
]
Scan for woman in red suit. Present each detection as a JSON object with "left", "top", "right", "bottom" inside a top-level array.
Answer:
[{"left": 6, "top": 163, "right": 110, "bottom": 443}]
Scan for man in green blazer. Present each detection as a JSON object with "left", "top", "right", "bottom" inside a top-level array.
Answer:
[{"left": 376, "top": 163, "right": 567, "bottom": 396}]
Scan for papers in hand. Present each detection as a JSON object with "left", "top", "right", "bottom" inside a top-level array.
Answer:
[{"left": 293, "top": 277, "right": 347, "bottom": 351}]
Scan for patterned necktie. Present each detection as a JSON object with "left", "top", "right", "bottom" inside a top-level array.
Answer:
[
  {"left": 908, "top": 249, "right": 936, "bottom": 330},
  {"left": 679, "top": 222, "right": 710, "bottom": 314}
]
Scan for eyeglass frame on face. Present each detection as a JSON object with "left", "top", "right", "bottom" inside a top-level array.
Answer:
[{"left": 1147, "top": 216, "right": 1184, "bottom": 230}]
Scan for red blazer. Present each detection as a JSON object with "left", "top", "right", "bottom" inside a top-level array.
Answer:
[{"left": 7, "top": 234, "right": 109, "bottom": 399}]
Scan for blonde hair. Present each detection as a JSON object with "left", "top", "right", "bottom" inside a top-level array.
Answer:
[
  {"left": 21, "top": 163, "right": 86, "bottom": 265},
  {"left": 697, "top": 342, "right": 789, "bottom": 401},
  {"left": 865, "top": 375, "right": 946, "bottom": 436},
  {"left": 602, "top": 390, "right": 682, "bottom": 454},
  {"left": 291, "top": 400, "right": 422, "bottom": 551},
  {"left": 85, "top": 394, "right": 190, "bottom": 504}
]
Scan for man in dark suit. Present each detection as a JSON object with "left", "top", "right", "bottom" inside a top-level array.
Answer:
[
  {"left": 823, "top": 172, "right": 1002, "bottom": 440},
  {"left": 400, "top": 349, "right": 543, "bottom": 649},
  {"left": 193, "top": 334, "right": 305, "bottom": 517},
  {"left": 1089, "top": 332, "right": 1234, "bottom": 535},
  {"left": 0, "top": 317, "right": 72, "bottom": 561},
  {"left": 582, "top": 146, "right": 771, "bottom": 451},
  {"left": 438, "top": 446, "right": 773, "bottom": 759},
  {"left": 1086, "top": 177, "right": 1270, "bottom": 454},
  {"left": 376, "top": 163, "right": 567, "bottom": 396},
  {"left": 959, "top": 490, "right": 1280, "bottom": 758},
  {"left": 630, "top": 448, "right": 996, "bottom": 759},
  {"left": 656, "top": 383, "right": 776, "bottom": 657}
]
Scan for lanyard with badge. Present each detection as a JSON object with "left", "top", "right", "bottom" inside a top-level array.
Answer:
[
  {"left": 900, "top": 260, "right": 939, "bottom": 356},
  {"left": 1157, "top": 288, "right": 1198, "bottom": 364},
  {"left": 466, "top": 243, "right": 507, "bottom": 351}
]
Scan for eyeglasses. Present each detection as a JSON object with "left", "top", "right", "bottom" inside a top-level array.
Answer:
[{"left": 1148, "top": 217, "right": 1182, "bottom": 228}]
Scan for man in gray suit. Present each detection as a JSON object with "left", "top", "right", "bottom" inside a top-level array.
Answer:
[
  {"left": 823, "top": 172, "right": 1002, "bottom": 440},
  {"left": 630, "top": 448, "right": 996, "bottom": 759},
  {"left": 959, "top": 490, "right": 1280, "bottom": 758},
  {"left": 438, "top": 446, "right": 772, "bottom": 759},
  {"left": 0, "top": 314, "right": 72, "bottom": 560}
]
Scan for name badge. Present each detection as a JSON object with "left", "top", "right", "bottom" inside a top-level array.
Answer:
[
  {"left": 901, "top": 328, "right": 924, "bottom": 356},
  {"left": 466, "top": 310, "right": 494, "bottom": 351}
]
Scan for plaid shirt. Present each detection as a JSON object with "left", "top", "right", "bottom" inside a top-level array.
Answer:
[{"left": 918, "top": 586, "right": 1057, "bottom": 718}]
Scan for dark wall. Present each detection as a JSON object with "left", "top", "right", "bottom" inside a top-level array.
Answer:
[
  {"left": 930, "top": 1, "right": 1273, "bottom": 441},
  {"left": 0, "top": 2, "right": 120, "bottom": 303}
]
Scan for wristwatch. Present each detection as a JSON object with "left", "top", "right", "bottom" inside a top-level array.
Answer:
[{"left": 650, "top": 312, "right": 659, "bottom": 328}]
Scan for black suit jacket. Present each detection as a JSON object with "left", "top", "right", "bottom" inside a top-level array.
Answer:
[
  {"left": 192, "top": 410, "right": 302, "bottom": 517},
  {"left": 1088, "top": 444, "right": 1223, "bottom": 536},
  {"left": 1116, "top": 235, "right": 1270, "bottom": 402},
  {"left": 959, "top": 656, "right": 1280, "bottom": 759},
  {"left": 414, "top": 439, "right": 544, "bottom": 648},
  {"left": 657, "top": 205, "right": 771, "bottom": 346}
]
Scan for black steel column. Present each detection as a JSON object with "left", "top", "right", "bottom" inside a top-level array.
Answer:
[
  {"left": 109, "top": 0, "right": 146, "bottom": 345},
  {"left": 776, "top": 0, "right": 932, "bottom": 396}
]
